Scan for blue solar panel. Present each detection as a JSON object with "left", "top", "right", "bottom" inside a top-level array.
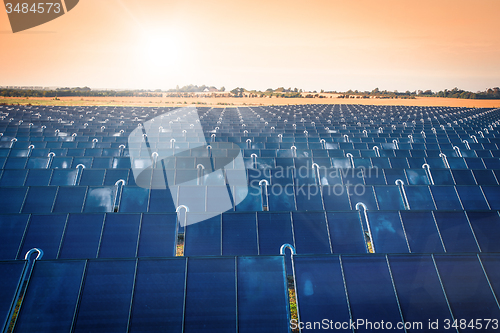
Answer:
[
  {"left": 367, "top": 211, "right": 409, "bottom": 253},
  {"left": 405, "top": 186, "right": 436, "bottom": 210},
  {"left": 327, "top": 212, "right": 366, "bottom": 253},
  {"left": 433, "top": 212, "right": 479, "bottom": 252},
  {"left": 342, "top": 255, "right": 405, "bottom": 332},
  {"left": 14, "top": 260, "right": 85, "bottom": 333},
  {"left": 98, "top": 214, "right": 141, "bottom": 258},
  {"left": 0, "top": 188, "right": 27, "bottom": 213},
  {"left": 119, "top": 186, "right": 150, "bottom": 212},
  {"left": 222, "top": 213, "right": 258, "bottom": 255},
  {"left": 58, "top": 214, "right": 104, "bottom": 259},
  {"left": 374, "top": 186, "right": 405, "bottom": 210},
  {"left": 234, "top": 185, "right": 262, "bottom": 211},
  {"left": 0, "top": 169, "right": 27, "bottom": 186},
  {"left": 237, "top": 256, "right": 288, "bottom": 333},
  {"left": 349, "top": 186, "right": 378, "bottom": 210},
  {"left": 293, "top": 256, "right": 351, "bottom": 331},
  {"left": 83, "top": 186, "right": 115, "bottom": 213},
  {"left": 434, "top": 255, "right": 500, "bottom": 322},
  {"left": 137, "top": 214, "right": 177, "bottom": 257},
  {"left": 388, "top": 255, "right": 453, "bottom": 327},
  {"left": 292, "top": 212, "right": 331, "bottom": 254},
  {"left": 50, "top": 169, "right": 77, "bottom": 186},
  {"left": 481, "top": 186, "right": 500, "bottom": 210},
  {"left": 430, "top": 187, "right": 463, "bottom": 210},
  {"left": 466, "top": 212, "right": 500, "bottom": 252},
  {"left": 53, "top": 187, "right": 87, "bottom": 213},
  {"left": 24, "top": 169, "right": 51, "bottom": 186},
  {"left": 73, "top": 260, "right": 136, "bottom": 333},
  {"left": 322, "top": 186, "right": 351, "bottom": 211},
  {"left": 0, "top": 214, "right": 29, "bottom": 260},
  {"left": 405, "top": 169, "right": 430, "bottom": 185},
  {"left": 268, "top": 185, "right": 296, "bottom": 211},
  {"left": 295, "top": 186, "right": 324, "bottom": 211},
  {"left": 19, "top": 214, "right": 67, "bottom": 260},
  {"left": 184, "top": 258, "right": 236, "bottom": 333},
  {"left": 128, "top": 258, "right": 186, "bottom": 332},
  {"left": 148, "top": 187, "right": 177, "bottom": 212},
  {"left": 456, "top": 186, "right": 490, "bottom": 210},
  {"left": 473, "top": 170, "right": 497, "bottom": 185},
  {"left": 21, "top": 186, "right": 57, "bottom": 213},
  {"left": 399, "top": 211, "right": 444, "bottom": 253},
  {"left": 256, "top": 212, "right": 294, "bottom": 256},
  {"left": 479, "top": 254, "right": 500, "bottom": 301},
  {"left": 184, "top": 215, "right": 221, "bottom": 256}
]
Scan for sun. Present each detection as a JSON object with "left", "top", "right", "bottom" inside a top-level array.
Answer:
[{"left": 134, "top": 30, "right": 185, "bottom": 73}]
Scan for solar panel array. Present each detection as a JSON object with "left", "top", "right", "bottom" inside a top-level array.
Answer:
[{"left": 1, "top": 104, "right": 499, "bottom": 332}]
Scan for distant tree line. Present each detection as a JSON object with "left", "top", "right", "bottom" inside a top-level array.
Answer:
[
  {"left": 0, "top": 87, "right": 161, "bottom": 98},
  {"left": 2, "top": 86, "right": 499, "bottom": 100},
  {"left": 338, "top": 87, "right": 500, "bottom": 99}
]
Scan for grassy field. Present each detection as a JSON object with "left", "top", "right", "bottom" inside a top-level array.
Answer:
[{"left": 1, "top": 95, "right": 500, "bottom": 108}]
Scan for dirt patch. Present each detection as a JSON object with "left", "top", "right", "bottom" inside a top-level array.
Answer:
[{"left": 1, "top": 95, "right": 499, "bottom": 108}]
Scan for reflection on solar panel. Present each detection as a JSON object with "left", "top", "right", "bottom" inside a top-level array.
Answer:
[{"left": 1, "top": 103, "right": 499, "bottom": 331}]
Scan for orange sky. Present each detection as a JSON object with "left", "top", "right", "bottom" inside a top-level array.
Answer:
[{"left": 1, "top": 0, "right": 499, "bottom": 92}]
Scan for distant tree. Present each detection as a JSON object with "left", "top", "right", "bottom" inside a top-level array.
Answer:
[{"left": 220, "top": 86, "right": 225, "bottom": 92}]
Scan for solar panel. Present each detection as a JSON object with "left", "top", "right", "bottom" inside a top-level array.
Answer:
[
  {"left": 405, "top": 186, "right": 436, "bottom": 210},
  {"left": 83, "top": 186, "right": 115, "bottom": 213},
  {"left": 373, "top": 186, "right": 405, "bottom": 210},
  {"left": 0, "top": 188, "right": 27, "bottom": 213},
  {"left": 293, "top": 256, "right": 351, "bottom": 330},
  {"left": 367, "top": 211, "right": 409, "bottom": 253},
  {"left": 327, "top": 211, "right": 366, "bottom": 253},
  {"left": 53, "top": 187, "right": 87, "bottom": 213},
  {"left": 0, "top": 214, "right": 29, "bottom": 260},
  {"left": 433, "top": 212, "right": 479, "bottom": 252},
  {"left": 237, "top": 256, "right": 288, "bottom": 332},
  {"left": 430, "top": 186, "right": 463, "bottom": 210},
  {"left": 58, "top": 213, "right": 104, "bottom": 259},
  {"left": 183, "top": 258, "right": 236, "bottom": 333},
  {"left": 184, "top": 215, "right": 221, "bottom": 256},
  {"left": 137, "top": 213, "right": 177, "bottom": 257},
  {"left": 128, "top": 258, "right": 186, "bottom": 332},
  {"left": 98, "top": 214, "right": 141, "bottom": 258},
  {"left": 479, "top": 254, "right": 500, "bottom": 301},
  {"left": 73, "top": 260, "right": 136, "bottom": 332},
  {"left": 19, "top": 214, "right": 67, "bottom": 260},
  {"left": 119, "top": 186, "right": 150, "bottom": 212},
  {"left": 222, "top": 213, "right": 258, "bottom": 256},
  {"left": 466, "top": 212, "right": 500, "bottom": 252},
  {"left": 388, "top": 254, "right": 453, "bottom": 326},
  {"left": 295, "top": 186, "right": 324, "bottom": 211},
  {"left": 434, "top": 255, "right": 500, "bottom": 321},
  {"left": 292, "top": 212, "right": 331, "bottom": 254},
  {"left": 14, "top": 260, "right": 85, "bottom": 333},
  {"left": 341, "top": 255, "right": 405, "bottom": 332}
]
